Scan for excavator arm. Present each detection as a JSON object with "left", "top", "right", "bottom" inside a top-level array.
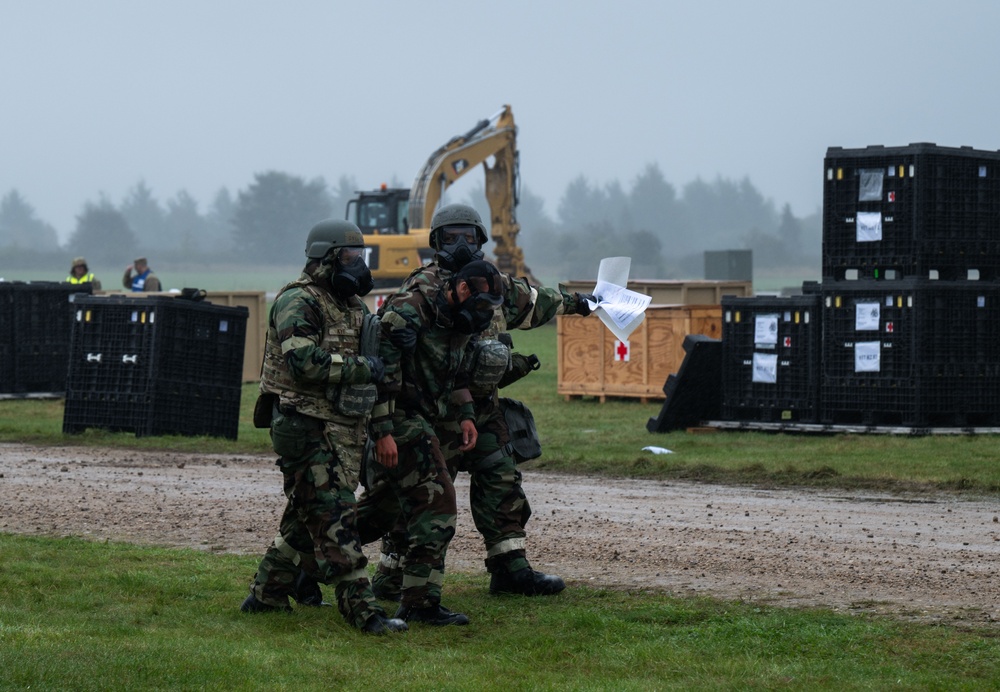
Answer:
[{"left": 408, "top": 105, "right": 537, "bottom": 283}]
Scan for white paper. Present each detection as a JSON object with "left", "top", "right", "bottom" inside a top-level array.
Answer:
[
  {"left": 856, "top": 211, "right": 882, "bottom": 242},
  {"left": 641, "top": 446, "right": 673, "bottom": 455},
  {"left": 854, "top": 341, "right": 881, "bottom": 372},
  {"left": 754, "top": 314, "right": 779, "bottom": 345},
  {"left": 855, "top": 302, "right": 880, "bottom": 331},
  {"left": 752, "top": 352, "right": 778, "bottom": 383},
  {"left": 588, "top": 257, "right": 652, "bottom": 342}
]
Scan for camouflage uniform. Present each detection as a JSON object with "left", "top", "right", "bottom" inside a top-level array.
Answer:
[
  {"left": 355, "top": 263, "right": 478, "bottom": 613},
  {"left": 246, "top": 267, "right": 388, "bottom": 629},
  {"left": 374, "top": 265, "right": 585, "bottom": 595}
]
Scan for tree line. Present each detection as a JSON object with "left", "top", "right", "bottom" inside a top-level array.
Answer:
[{"left": 0, "top": 163, "right": 820, "bottom": 278}]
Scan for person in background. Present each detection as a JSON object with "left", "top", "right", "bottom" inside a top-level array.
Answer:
[
  {"left": 66, "top": 257, "right": 101, "bottom": 290},
  {"left": 122, "top": 257, "right": 161, "bottom": 292},
  {"left": 240, "top": 218, "right": 407, "bottom": 635}
]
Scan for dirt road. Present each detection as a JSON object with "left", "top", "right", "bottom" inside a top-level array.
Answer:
[{"left": 2, "top": 443, "right": 998, "bottom": 627}]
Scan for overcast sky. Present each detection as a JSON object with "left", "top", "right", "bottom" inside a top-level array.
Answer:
[{"left": 3, "top": 1, "right": 998, "bottom": 241}]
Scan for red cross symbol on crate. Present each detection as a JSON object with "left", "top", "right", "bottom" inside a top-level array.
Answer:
[
  {"left": 783, "top": 336, "right": 792, "bottom": 348},
  {"left": 615, "top": 339, "right": 630, "bottom": 362},
  {"left": 885, "top": 321, "right": 894, "bottom": 333}
]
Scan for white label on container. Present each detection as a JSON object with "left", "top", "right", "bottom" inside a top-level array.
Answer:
[
  {"left": 855, "top": 302, "right": 880, "bottom": 330},
  {"left": 754, "top": 314, "right": 779, "bottom": 345},
  {"left": 752, "top": 352, "right": 778, "bottom": 383},
  {"left": 856, "top": 211, "right": 882, "bottom": 242},
  {"left": 854, "top": 341, "right": 881, "bottom": 372}
]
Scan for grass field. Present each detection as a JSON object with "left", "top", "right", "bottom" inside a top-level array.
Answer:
[{"left": 2, "top": 534, "right": 999, "bottom": 689}]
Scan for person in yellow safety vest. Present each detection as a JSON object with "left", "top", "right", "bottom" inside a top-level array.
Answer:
[{"left": 66, "top": 257, "right": 102, "bottom": 290}]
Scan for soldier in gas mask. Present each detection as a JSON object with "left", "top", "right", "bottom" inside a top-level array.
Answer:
[
  {"left": 368, "top": 203, "right": 596, "bottom": 603},
  {"left": 352, "top": 258, "right": 506, "bottom": 626},
  {"left": 240, "top": 219, "right": 408, "bottom": 636}
]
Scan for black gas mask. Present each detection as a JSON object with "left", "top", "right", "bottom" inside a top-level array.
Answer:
[
  {"left": 436, "top": 225, "right": 484, "bottom": 271},
  {"left": 327, "top": 246, "right": 374, "bottom": 297},
  {"left": 450, "top": 261, "right": 504, "bottom": 334}
]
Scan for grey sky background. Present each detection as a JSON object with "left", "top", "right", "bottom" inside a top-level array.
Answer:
[{"left": 3, "top": 1, "right": 997, "bottom": 242}]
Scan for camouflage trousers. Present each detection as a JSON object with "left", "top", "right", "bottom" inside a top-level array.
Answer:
[
  {"left": 248, "top": 408, "right": 383, "bottom": 629},
  {"left": 356, "top": 412, "right": 457, "bottom": 609},
  {"left": 378, "top": 399, "right": 533, "bottom": 576}
]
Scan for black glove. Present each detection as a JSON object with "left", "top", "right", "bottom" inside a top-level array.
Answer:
[
  {"left": 363, "top": 355, "right": 385, "bottom": 383},
  {"left": 388, "top": 326, "right": 417, "bottom": 352},
  {"left": 574, "top": 293, "right": 597, "bottom": 317},
  {"left": 498, "top": 352, "right": 540, "bottom": 389}
]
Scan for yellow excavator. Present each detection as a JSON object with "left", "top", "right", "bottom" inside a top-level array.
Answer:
[{"left": 345, "top": 104, "right": 537, "bottom": 286}]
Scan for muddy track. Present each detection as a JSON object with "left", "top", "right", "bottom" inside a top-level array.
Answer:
[{"left": 2, "top": 443, "right": 998, "bottom": 628}]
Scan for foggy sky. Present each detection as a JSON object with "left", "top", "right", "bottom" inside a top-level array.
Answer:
[{"left": 3, "top": 1, "right": 998, "bottom": 241}]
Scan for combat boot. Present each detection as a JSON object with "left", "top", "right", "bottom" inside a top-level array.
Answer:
[
  {"left": 361, "top": 613, "right": 409, "bottom": 635},
  {"left": 394, "top": 603, "right": 470, "bottom": 626},
  {"left": 293, "top": 569, "right": 330, "bottom": 607},
  {"left": 489, "top": 564, "right": 566, "bottom": 596},
  {"left": 240, "top": 593, "right": 293, "bottom": 613}
]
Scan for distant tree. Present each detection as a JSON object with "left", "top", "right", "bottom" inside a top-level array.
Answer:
[
  {"left": 66, "top": 197, "right": 137, "bottom": 265},
  {"left": 205, "top": 187, "right": 236, "bottom": 254},
  {"left": 232, "top": 171, "right": 333, "bottom": 264},
  {"left": 775, "top": 203, "right": 803, "bottom": 259},
  {"left": 629, "top": 163, "right": 682, "bottom": 240},
  {"left": 679, "top": 176, "right": 778, "bottom": 253},
  {"left": 164, "top": 190, "right": 209, "bottom": 258},
  {"left": 556, "top": 176, "right": 609, "bottom": 231},
  {"left": 120, "top": 181, "right": 167, "bottom": 252},
  {"left": 0, "top": 189, "right": 60, "bottom": 250}
]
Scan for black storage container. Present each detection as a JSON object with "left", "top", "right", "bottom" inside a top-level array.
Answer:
[
  {"left": 720, "top": 294, "right": 822, "bottom": 423},
  {"left": 0, "top": 281, "right": 93, "bottom": 395},
  {"left": 823, "top": 143, "right": 1000, "bottom": 281},
  {"left": 62, "top": 294, "right": 248, "bottom": 438},
  {"left": 820, "top": 279, "right": 1000, "bottom": 427}
]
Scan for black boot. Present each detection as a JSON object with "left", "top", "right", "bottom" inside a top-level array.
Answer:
[
  {"left": 361, "top": 613, "right": 409, "bottom": 635},
  {"left": 394, "top": 603, "right": 470, "bottom": 626},
  {"left": 490, "top": 564, "right": 566, "bottom": 596},
  {"left": 240, "top": 593, "right": 293, "bottom": 613},
  {"left": 293, "top": 569, "right": 330, "bottom": 607}
]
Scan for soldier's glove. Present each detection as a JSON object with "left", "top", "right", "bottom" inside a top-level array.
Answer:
[
  {"left": 388, "top": 326, "right": 417, "bottom": 352},
  {"left": 341, "top": 355, "right": 385, "bottom": 385},
  {"left": 574, "top": 293, "right": 597, "bottom": 317}
]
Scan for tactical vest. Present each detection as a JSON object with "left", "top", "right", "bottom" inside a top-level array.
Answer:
[{"left": 260, "top": 276, "right": 365, "bottom": 422}]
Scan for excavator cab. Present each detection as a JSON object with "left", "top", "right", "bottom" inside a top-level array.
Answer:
[
  {"left": 347, "top": 186, "right": 410, "bottom": 236},
  {"left": 345, "top": 185, "right": 432, "bottom": 287}
]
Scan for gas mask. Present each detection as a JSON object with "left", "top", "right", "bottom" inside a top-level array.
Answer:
[
  {"left": 451, "top": 285, "right": 503, "bottom": 335},
  {"left": 326, "top": 248, "right": 374, "bottom": 297},
  {"left": 436, "top": 227, "right": 484, "bottom": 271}
]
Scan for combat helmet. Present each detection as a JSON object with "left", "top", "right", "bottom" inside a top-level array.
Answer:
[
  {"left": 304, "top": 219, "right": 365, "bottom": 259},
  {"left": 429, "top": 204, "right": 488, "bottom": 250}
]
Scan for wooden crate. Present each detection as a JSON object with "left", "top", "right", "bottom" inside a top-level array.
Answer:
[{"left": 557, "top": 304, "right": 722, "bottom": 402}]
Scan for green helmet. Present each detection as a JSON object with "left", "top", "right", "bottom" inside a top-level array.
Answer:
[
  {"left": 304, "top": 219, "right": 365, "bottom": 259},
  {"left": 429, "top": 203, "right": 488, "bottom": 249}
]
